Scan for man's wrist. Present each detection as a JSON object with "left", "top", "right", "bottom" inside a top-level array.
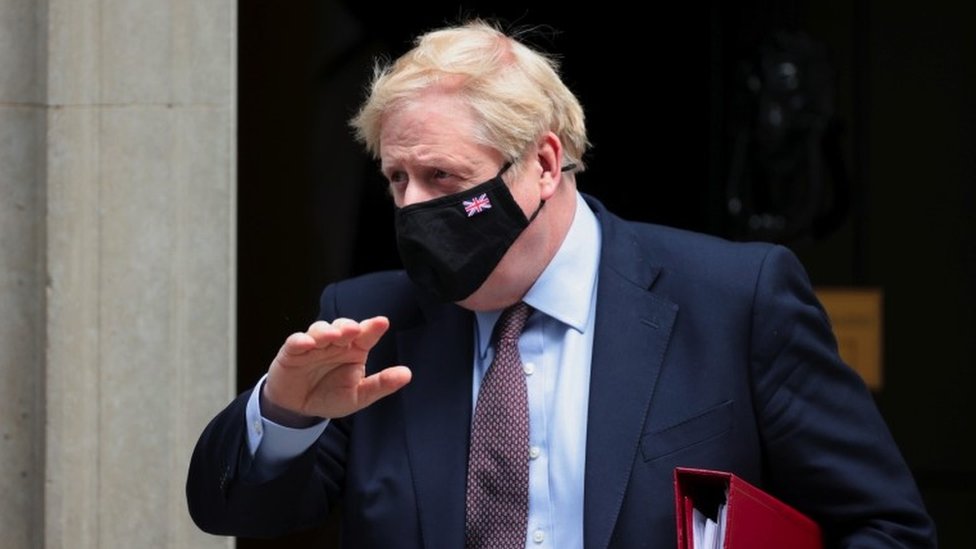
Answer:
[{"left": 259, "top": 386, "right": 322, "bottom": 428}]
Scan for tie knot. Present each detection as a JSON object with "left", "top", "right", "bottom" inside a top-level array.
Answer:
[{"left": 493, "top": 302, "right": 532, "bottom": 344}]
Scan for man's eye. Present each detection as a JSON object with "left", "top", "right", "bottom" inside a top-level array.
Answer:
[
  {"left": 432, "top": 169, "right": 452, "bottom": 180},
  {"left": 388, "top": 171, "right": 407, "bottom": 185}
]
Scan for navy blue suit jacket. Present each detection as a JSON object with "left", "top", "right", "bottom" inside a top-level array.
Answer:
[{"left": 187, "top": 197, "right": 935, "bottom": 547}]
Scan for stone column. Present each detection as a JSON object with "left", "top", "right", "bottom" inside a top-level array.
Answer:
[
  {"left": 1, "top": 1, "right": 236, "bottom": 547},
  {"left": 0, "top": 0, "right": 47, "bottom": 546}
]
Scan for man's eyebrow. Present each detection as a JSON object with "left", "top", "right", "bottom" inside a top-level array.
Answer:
[
  {"left": 381, "top": 156, "right": 478, "bottom": 176},
  {"left": 414, "top": 153, "right": 467, "bottom": 167}
]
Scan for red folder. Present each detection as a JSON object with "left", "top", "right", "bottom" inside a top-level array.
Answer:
[{"left": 674, "top": 467, "right": 823, "bottom": 549}]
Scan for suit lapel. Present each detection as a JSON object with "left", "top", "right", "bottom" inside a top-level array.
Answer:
[
  {"left": 398, "top": 300, "right": 473, "bottom": 549},
  {"left": 583, "top": 204, "right": 678, "bottom": 549}
]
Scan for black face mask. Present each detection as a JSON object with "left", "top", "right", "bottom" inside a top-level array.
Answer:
[{"left": 394, "top": 163, "right": 544, "bottom": 302}]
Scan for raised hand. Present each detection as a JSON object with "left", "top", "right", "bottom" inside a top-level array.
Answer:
[{"left": 261, "top": 316, "right": 411, "bottom": 424}]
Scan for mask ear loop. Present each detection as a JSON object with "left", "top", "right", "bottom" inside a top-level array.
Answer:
[{"left": 526, "top": 164, "right": 578, "bottom": 223}]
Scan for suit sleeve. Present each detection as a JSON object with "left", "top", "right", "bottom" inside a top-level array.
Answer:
[
  {"left": 185, "top": 284, "right": 349, "bottom": 538},
  {"left": 748, "top": 246, "right": 937, "bottom": 548}
]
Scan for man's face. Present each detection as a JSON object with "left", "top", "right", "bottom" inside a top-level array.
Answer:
[
  {"left": 378, "top": 88, "right": 570, "bottom": 310},
  {"left": 379, "top": 91, "right": 513, "bottom": 208}
]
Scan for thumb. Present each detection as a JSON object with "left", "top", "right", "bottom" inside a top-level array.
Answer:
[{"left": 356, "top": 366, "right": 412, "bottom": 409}]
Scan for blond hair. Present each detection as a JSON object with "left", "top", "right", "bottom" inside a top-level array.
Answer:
[{"left": 350, "top": 21, "right": 589, "bottom": 171}]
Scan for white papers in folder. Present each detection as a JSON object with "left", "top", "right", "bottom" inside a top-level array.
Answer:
[
  {"left": 691, "top": 499, "right": 728, "bottom": 549},
  {"left": 692, "top": 508, "right": 706, "bottom": 546}
]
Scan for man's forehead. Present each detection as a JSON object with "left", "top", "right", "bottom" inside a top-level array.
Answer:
[
  {"left": 380, "top": 110, "right": 487, "bottom": 164},
  {"left": 381, "top": 94, "right": 475, "bottom": 138}
]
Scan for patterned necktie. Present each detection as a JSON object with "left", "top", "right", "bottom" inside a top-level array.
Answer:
[{"left": 465, "top": 301, "right": 533, "bottom": 549}]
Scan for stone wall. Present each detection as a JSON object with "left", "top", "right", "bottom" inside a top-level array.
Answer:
[{"left": 0, "top": 1, "right": 236, "bottom": 547}]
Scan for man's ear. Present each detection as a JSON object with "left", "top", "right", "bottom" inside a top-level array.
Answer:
[{"left": 536, "top": 132, "right": 564, "bottom": 201}]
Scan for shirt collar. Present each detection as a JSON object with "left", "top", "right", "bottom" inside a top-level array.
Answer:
[{"left": 475, "top": 192, "right": 602, "bottom": 359}]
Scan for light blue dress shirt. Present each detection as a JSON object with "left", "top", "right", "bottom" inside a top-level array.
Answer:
[{"left": 246, "top": 192, "right": 602, "bottom": 549}]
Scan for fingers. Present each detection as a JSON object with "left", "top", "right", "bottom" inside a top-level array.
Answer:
[
  {"left": 354, "top": 316, "right": 390, "bottom": 350},
  {"left": 280, "top": 331, "right": 317, "bottom": 356},
  {"left": 304, "top": 316, "right": 390, "bottom": 349},
  {"left": 280, "top": 316, "right": 389, "bottom": 358}
]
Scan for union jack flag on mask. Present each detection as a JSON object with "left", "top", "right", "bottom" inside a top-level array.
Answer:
[{"left": 463, "top": 193, "right": 492, "bottom": 217}]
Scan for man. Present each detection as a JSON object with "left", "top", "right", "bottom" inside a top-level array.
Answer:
[{"left": 187, "top": 21, "right": 936, "bottom": 548}]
